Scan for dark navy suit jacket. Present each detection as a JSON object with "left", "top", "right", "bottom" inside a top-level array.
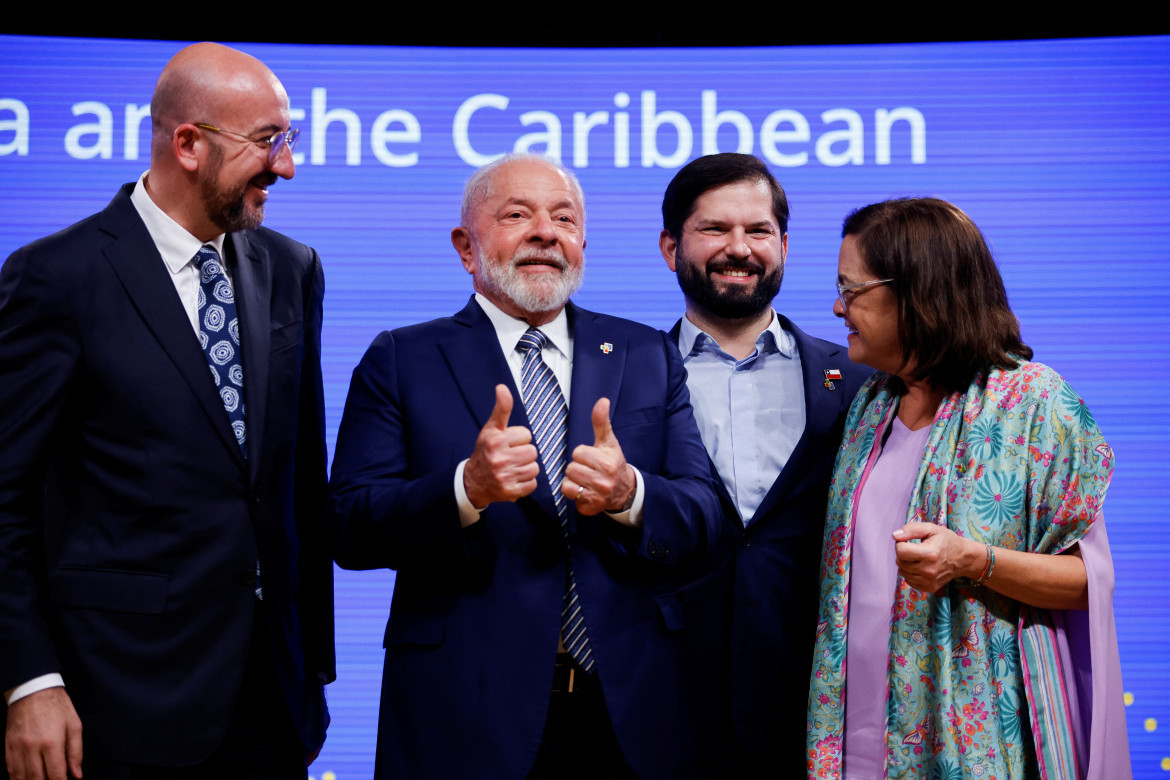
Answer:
[
  {"left": 331, "top": 297, "right": 723, "bottom": 780},
  {"left": 669, "top": 314, "right": 871, "bottom": 777},
  {"left": 0, "top": 184, "right": 334, "bottom": 766}
]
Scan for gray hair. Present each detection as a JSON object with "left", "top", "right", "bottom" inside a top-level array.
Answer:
[{"left": 459, "top": 153, "right": 586, "bottom": 231}]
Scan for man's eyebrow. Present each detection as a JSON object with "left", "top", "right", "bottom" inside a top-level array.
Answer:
[
  {"left": 249, "top": 123, "right": 285, "bottom": 138},
  {"left": 495, "top": 197, "right": 533, "bottom": 213},
  {"left": 691, "top": 218, "right": 774, "bottom": 229},
  {"left": 499, "top": 196, "right": 579, "bottom": 213}
]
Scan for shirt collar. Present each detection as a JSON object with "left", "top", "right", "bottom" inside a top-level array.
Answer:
[
  {"left": 474, "top": 292, "right": 571, "bottom": 359},
  {"left": 129, "top": 171, "right": 227, "bottom": 271},
  {"left": 679, "top": 309, "right": 796, "bottom": 360}
]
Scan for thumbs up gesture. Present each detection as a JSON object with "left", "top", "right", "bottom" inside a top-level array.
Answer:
[
  {"left": 563, "top": 397, "right": 636, "bottom": 516},
  {"left": 464, "top": 385, "right": 540, "bottom": 509}
]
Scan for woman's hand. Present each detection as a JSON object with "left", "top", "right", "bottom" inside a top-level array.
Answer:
[
  {"left": 892, "top": 521, "right": 1090, "bottom": 610},
  {"left": 893, "top": 522, "right": 982, "bottom": 592}
]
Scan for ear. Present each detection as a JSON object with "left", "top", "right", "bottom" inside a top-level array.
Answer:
[
  {"left": 780, "top": 232, "right": 788, "bottom": 270},
  {"left": 172, "top": 124, "right": 202, "bottom": 173},
  {"left": 659, "top": 229, "right": 678, "bottom": 271},
  {"left": 451, "top": 226, "right": 475, "bottom": 274}
]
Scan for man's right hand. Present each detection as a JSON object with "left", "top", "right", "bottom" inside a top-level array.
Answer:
[
  {"left": 5, "top": 687, "right": 83, "bottom": 780},
  {"left": 463, "top": 385, "right": 540, "bottom": 513}
]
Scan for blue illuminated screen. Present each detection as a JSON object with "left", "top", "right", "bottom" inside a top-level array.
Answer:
[{"left": 1, "top": 34, "right": 1167, "bottom": 779}]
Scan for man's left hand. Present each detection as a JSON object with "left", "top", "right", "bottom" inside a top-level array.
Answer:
[{"left": 563, "top": 398, "right": 636, "bottom": 516}]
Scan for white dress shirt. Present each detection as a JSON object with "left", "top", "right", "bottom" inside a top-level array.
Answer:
[{"left": 130, "top": 171, "right": 230, "bottom": 334}]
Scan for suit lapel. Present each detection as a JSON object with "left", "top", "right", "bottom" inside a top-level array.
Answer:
[
  {"left": 229, "top": 231, "right": 271, "bottom": 477},
  {"left": 438, "top": 298, "right": 559, "bottom": 520},
  {"left": 441, "top": 297, "right": 524, "bottom": 428},
  {"left": 564, "top": 304, "right": 626, "bottom": 533},
  {"left": 97, "top": 188, "right": 246, "bottom": 469},
  {"left": 751, "top": 318, "right": 850, "bottom": 521},
  {"left": 566, "top": 303, "right": 625, "bottom": 455}
]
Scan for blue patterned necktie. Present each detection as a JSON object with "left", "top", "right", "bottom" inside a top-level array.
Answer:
[
  {"left": 516, "top": 328, "right": 594, "bottom": 672},
  {"left": 193, "top": 246, "right": 246, "bottom": 456},
  {"left": 194, "top": 246, "right": 260, "bottom": 599}
]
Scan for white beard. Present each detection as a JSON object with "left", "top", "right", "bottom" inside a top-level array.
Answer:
[{"left": 476, "top": 245, "right": 583, "bottom": 314}]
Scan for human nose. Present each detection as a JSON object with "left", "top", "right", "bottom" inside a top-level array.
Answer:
[
  {"left": 726, "top": 227, "right": 750, "bottom": 259},
  {"left": 527, "top": 211, "right": 558, "bottom": 243},
  {"left": 268, "top": 142, "right": 296, "bottom": 180},
  {"left": 833, "top": 293, "right": 847, "bottom": 319}
]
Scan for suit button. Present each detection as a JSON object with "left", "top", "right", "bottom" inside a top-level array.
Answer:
[
  {"left": 741, "top": 536, "right": 752, "bottom": 548},
  {"left": 241, "top": 570, "right": 256, "bottom": 586},
  {"left": 647, "top": 541, "right": 668, "bottom": 561}
]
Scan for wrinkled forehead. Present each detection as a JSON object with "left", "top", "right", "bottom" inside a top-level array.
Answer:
[
  {"left": 218, "top": 71, "right": 291, "bottom": 133},
  {"left": 243, "top": 78, "right": 291, "bottom": 129},
  {"left": 469, "top": 157, "right": 586, "bottom": 222},
  {"left": 502, "top": 159, "right": 579, "bottom": 199}
]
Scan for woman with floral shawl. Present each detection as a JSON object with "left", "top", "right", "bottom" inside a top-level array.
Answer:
[{"left": 807, "top": 198, "right": 1129, "bottom": 779}]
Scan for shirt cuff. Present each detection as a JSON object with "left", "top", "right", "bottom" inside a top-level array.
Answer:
[
  {"left": 455, "top": 459, "right": 485, "bottom": 527},
  {"left": 6, "top": 674, "right": 65, "bottom": 706},
  {"left": 606, "top": 467, "right": 644, "bottom": 528}
]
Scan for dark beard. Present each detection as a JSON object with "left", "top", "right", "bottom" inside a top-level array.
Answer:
[
  {"left": 675, "top": 254, "right": 782, "bottom": 320},
  {"left": 201, "top": 142, "right": 272, "bottom": 233}
]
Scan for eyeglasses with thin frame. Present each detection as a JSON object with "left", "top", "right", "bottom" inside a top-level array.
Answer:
[
  {"left": 195, "top": 124, "right": 300, "bottom": 165},
  {"left": 836, "top": 278, "right": 893, "bottom": 313}
]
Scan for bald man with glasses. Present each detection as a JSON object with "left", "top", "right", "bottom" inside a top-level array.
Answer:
[{"left": 0, "top": 43, "right": 332, "bottom": 779}]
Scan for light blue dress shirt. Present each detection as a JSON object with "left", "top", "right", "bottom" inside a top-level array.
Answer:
[{"left": 678, "top": 312, "right": 805, "bottom": 526}]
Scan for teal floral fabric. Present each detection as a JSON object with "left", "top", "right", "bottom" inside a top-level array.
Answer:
[{"left": 808, "top": 362, "right": 1114, "bottom": 779}]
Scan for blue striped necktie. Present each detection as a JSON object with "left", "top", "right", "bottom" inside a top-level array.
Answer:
[{"left": 516, "top": 328, "right": 594, "bottom": 673}]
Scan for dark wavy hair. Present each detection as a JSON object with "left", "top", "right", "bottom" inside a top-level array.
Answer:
[
  {"left": 842, "top": 198, "right": 1031, "bottom": 393},
  {"left": 662, "top": 153, "right": 789, "bottom": 241}
]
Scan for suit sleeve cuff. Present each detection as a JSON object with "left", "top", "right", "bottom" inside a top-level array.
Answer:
[{"left": 6, "top": 674, "right": 65, "bottom": 706}]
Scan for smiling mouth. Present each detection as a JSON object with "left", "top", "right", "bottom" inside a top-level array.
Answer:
[
  {"left": 513, "top": 248, "right": 567, "bottom": 271},
  {"left": 709, "top": 261, "right": 762, "bottom": 279},
  {"left": 250, "top": 173, "right": 278, "bottom": 193}
]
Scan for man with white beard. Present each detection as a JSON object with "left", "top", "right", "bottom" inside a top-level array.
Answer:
[{"left": 330, "top": 154, "right": 722, "bottom": 779}]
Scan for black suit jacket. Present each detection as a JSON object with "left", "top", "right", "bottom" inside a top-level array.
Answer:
[
  {"left": 0, "top": 184, "right": 334, "bottom": 765},
  {"left": 669, "top": 314, "right": 871, "bottom": 777}
]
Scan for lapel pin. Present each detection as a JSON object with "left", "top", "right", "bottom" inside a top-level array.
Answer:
[
  {"left": 600, "top": 342, "right": 613, "bottom": 354},
  {"left": 824, "top": 368, "right": 842, "bottom": 390}
]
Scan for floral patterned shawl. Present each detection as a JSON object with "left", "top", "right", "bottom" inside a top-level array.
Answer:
[{"left": 807, "top": 362, "right": 1114, "bottom": 779}]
